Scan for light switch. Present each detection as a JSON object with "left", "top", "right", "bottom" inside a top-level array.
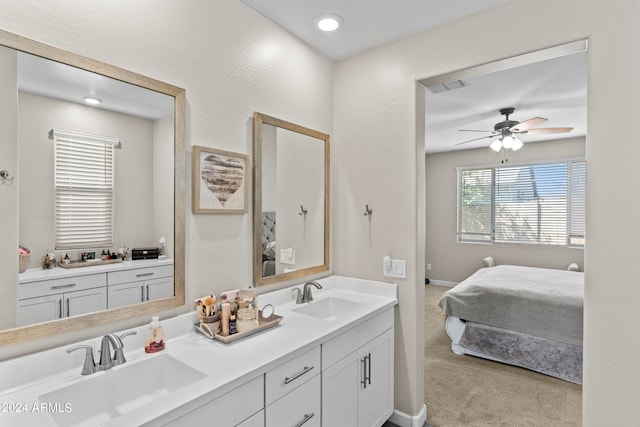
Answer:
[{"left": 383, "top": 258, "right": 406, "bottom": 279}]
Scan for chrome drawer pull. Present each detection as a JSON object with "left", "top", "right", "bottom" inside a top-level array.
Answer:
[
  {"left": 284, "top": 365, "right": 314, "bottom": 384},
  {"left": 136, "top": 272, "right": 154, "bottom": 277},
  {"left": 294, "top": 412, "right": 315, "bottom": 427},
  {"left": 51, "top": 283, "right": 76, "bottom": 290}
]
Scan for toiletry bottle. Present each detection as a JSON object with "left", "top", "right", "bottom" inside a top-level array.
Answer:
[
  {"left": 144, "top": 316, "right": 166, "bottom": 353},
  {"left": 221, "top": 303, "right": 231, "bottom": 336},
  {"left": 229, "top": 304, "right": 237, "bottom": 335}
]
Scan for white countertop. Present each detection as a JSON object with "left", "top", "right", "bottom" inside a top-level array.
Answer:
[
  {"left": 0, "top": 275, "right": 397, "bottom": 427},
  {"left": 18, "top": 259, "right": 174, "bottom": 284}
]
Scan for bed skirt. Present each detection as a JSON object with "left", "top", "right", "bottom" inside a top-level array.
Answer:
[{"left": 446, "top": 316, "right": 582, "bottom": 384}]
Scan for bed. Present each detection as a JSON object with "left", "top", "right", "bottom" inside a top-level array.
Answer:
[{"left": 438, "top": 264, "right": 584, "bottom": 384}]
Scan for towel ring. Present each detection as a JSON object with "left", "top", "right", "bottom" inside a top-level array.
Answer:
[
  {"left": 0, "top": 170, "right": 14, "bottom": 184},
  {"left": 364, "top": 204, "right": 373, "bottom": 216},
  {"left": 298, "top": 205, "right": 308, "bottom": 216}
]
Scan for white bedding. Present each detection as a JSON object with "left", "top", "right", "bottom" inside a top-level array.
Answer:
[{"left": 438, "top": 265, "right": 584, "bottom": 345}]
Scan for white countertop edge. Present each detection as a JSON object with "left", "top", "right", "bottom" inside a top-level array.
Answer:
[{"left": 18, "top": 258, "right": 174, "bottom": 284}]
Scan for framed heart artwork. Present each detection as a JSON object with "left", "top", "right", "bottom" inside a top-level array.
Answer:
[{"left": 192, "top": 146, "right": 249, "bottom": 213}]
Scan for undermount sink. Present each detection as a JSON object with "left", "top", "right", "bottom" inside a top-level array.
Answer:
[
  {"left": 39, "top": 354, "right": 203, "bottom": 427},
  {"left": 292, "top": 297, "right": 367, "bottom": 321}
]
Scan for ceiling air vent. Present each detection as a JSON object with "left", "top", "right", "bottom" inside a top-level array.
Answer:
[{"left": 426, "top": 79, "right": 469, "bottom": 94}]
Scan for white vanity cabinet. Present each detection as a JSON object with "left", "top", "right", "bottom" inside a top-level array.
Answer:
[
  {"left": 321, "top": 309, "right": 394, "bottom": 427},
  {"left": 265, "top": 346, "right": 321, "bottom": 427},
  {"left": 107, "top": 264, "right": 173, "bottom": 308},
  {"left": 17, "top": 273, "right": 107, "bottom": 326}
]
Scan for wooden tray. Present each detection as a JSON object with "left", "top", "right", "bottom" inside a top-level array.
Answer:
[
  {"left": 194, "top": 313, "right": 282, "bottom": 344},
  {"left": 58, "top": 258, "right": 123, "bottom": 269}
]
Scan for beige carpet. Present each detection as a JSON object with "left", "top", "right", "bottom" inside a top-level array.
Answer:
[{"left": 424, "top": 284, "right": 582, "bottom": 427}]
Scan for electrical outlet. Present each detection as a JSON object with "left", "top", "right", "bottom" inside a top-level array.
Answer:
[{"left": 427, "top": 264, "right": 432, "bottom": 271}]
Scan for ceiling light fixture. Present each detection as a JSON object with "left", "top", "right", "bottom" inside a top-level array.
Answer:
[
  {"left": 83, "top": 96, "right": 102, "bottom": 105},
  {"left": 315, "top": 14, "right": 343, "bottom": 32}
]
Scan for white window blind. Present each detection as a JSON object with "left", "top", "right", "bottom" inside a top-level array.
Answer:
[
  {"left": 53, "top": 129, "right": 116, "bottom": 250},
  {"left": 457, "top": 160, "right": 586, "bottom": 247}
]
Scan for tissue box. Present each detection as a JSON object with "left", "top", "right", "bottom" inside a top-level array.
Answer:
[{"left": 132, "top": 247, "right": 160, "bottom": 260}]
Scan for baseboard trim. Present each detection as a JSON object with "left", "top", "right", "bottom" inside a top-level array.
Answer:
[
  {"left": 427, "top": 279, "right": 456, "bottom": 288},
  {"left": 389, "top": 404, "right": 427, "bottom": 427}
]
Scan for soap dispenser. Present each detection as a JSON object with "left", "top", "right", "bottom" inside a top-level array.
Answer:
[{"left": 144, "top": 316, "right": 166, "bottom": 353}]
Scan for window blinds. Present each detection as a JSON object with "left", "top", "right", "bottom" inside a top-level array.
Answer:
[
  {"left": 457, "top": 160, "right": 586, "bottom": 247},
  {"left": 53, "top": 130, "right": 116, "bottom": 250}
]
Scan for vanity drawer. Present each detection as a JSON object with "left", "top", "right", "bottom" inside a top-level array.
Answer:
[
  {"left": 18, "top": 273, "right": 106, "bottom": 300},
  {"left": 107, "top": 264, "right": 173, "bottom": 285},
  {"left": 265, "top": 345, "right": 320, "bottom": 405},
  {"left": 266, "top": 374, "right": 320, "bottom": 427}
]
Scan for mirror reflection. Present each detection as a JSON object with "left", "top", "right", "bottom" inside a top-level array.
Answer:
[
  {"left": 253, "top": 113, "right": 330, "bottom": 286},
  {"left": 0, "top": 29, "right": 185, "bottom": 344}
]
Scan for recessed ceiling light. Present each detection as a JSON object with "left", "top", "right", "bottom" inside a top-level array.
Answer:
[
  {"left": 83, "top": 96, "right": 102, "bottom": 105},
  {"left": 315, "top": 14, "right": 343, "bottom": 32}
]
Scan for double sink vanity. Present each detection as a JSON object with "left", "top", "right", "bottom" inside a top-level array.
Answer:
[{"left": 0, "top": 276, "right": 397, "bottom": 427}]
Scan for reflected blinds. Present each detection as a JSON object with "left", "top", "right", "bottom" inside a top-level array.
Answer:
[{"left": 53, "top": 130, "right": 116, "bottom": 250}]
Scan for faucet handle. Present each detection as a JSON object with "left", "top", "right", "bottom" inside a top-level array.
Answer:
[
  {"left": 291, "top": 288, "right": 303, "bottom": 304},
  {"left": 113, "top": 331, "right": 137, "bottom": 365},
  {"left": 66, "top": 345, "right": 96, "bottom": 375}
]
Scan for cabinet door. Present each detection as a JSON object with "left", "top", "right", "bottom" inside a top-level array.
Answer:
[
  {"left": 145, "top": 276, "right": 174, "bottom": 301},
  {"left": 66, "top": 287, "right": 107, "bottom": 317},
  {"left": 108, "top": 281, "right": 144, "bottom": 308},
  {"left": 322, "top": 351, "right": 360, "bottom": 427},
  {"left": 361, "top": 329, "right": 394, "bottom": 427},
  {"left": 18, "top": 294, "right": 62, "bottom": 326}
]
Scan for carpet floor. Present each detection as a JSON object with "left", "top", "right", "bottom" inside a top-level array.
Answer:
[{"left": 424, "top": 284, "right": 582, "bottom": 427}]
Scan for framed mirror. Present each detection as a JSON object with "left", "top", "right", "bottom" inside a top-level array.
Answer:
[
  {"left": 0, "top": 29, "right": 185, "bottom": 345},
  {"left": 253, "top": 112, "right": 330, "bottom": 286}
]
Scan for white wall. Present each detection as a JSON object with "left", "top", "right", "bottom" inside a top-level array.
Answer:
[
  {"left": 18, "top": 92, "right": 156, "bottom": 268},
  {"left": 426, "top": 137, "right": 586, "bottom": 283},
  {"left": 333, "top": 0, "right": 640, "bottom": 423},
  {"left": 0, "top": 0, "right": 333, "bottom": 356}
]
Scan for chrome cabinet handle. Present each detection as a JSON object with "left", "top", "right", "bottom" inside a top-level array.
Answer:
[
  {"left": 284, "top": 365, "right": 314, "bottom": 384},
  {"left": 146, "top": 284, "right": 149, "bottom": 301},
  {"left": 58, "top": 299, "right": 62, "bottom": 318},
  {"left": 294, "top": 412, "right": 315, "bottom": 427},
  {"left": 66, "top": 298, "right": 70, "bottom": 317},
  {"left": 141, "top": 285, "right": 144, "bottom": 302},
  {"left": 51, "top": 283, "right": 76, "bottom": 290},
  {"left": 361, "top": 353, "right": 371, "bottom": 388},
  {"left": 136, "top": 272, "right": 154, "bottom": 278}
]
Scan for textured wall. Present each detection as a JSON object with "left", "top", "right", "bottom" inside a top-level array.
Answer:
[{"left": 333, "top": 0, "right": 640, "bottom": 423}]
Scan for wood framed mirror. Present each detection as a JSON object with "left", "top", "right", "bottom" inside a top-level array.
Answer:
[
  {"left": 0, "top": 29, "right": 185, "bottom": 345},
  {"left": 253, "top": 112, "right": 330, "bottom": 286}
]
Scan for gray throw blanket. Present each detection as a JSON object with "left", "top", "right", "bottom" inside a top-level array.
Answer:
[{"left": 438, "top": 265, "right": 583, "bottom": 345}]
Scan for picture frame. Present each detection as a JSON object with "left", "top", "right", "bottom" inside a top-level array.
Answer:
[{"left": 192, "top": 146, "right": 249, "bottom": 213}]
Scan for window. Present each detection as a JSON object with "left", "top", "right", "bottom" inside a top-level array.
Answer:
[
  {"left": 53, "top": 129, "right": 117, "bottom": 250},
  {"left": 458, "top": 160, "right": 586, "bottom": 247}
]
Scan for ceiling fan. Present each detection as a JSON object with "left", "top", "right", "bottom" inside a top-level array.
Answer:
[{"left": 456, "top": 107, "right": 573, "bottom": 152}]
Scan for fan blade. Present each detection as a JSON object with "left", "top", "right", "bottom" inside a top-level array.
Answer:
[
  {"left": 455, "top": 134, "right": 497, "bottom": 145},
  {"left": 510, "top": 117, "right": 547, "bottom": 132},
  {"left": 459, "top": 129, "right": 493, "bottom": 133},
  {"left": 521, "top": 127, "right": 573, "bottom": 135}
]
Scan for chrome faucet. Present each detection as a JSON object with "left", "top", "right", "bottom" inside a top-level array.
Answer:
[
  {"left": 302, "top": 281, "right": 322, "bottom": 303},
  {"left": 66, "top": 331, "right": 137, "bottom": 375}
]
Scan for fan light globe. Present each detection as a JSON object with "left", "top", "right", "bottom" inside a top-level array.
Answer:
[
  {"left": 502, "top": 135, "right": 514, "bottom": 149},
  {"left": 489, "top": 139, "right": 503, "bottom": 152},
  {"left": 511, "top": 137, "right": 523, "bottom": 151}
]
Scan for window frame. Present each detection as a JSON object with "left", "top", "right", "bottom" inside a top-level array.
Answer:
[
  {"left": 52, "top": 129, "right": 118, "bottom": 250},
  {"left": 457, "top": 158, "right": 586, "bottom": 248}
]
